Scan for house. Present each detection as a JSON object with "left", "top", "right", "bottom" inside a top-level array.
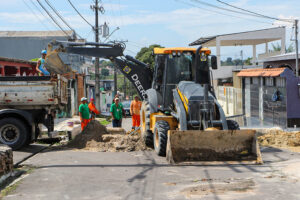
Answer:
[
  {"left": 237, "top": 67, "right": 300, "bottom": 128},
  {"left": 0, "top": 30, "right": 87, "bottom": 72}
]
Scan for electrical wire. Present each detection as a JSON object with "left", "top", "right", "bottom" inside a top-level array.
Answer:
[
  {"left": 216, "top": 0, "right": 293, "bottom": 23},
  {"left": 44, "top": 0, "right": 82, "bottom": 38},
  {"left": 176, "top": 0, "right": 273, "bottom": 25},
  {"left": 30, "top": 0, "right": 57, "bottom": 29},
  {"left": 22, "top": 0, "right": 50, "bottom": 30},
  {"left": 190, "top": 0, "right": 262, "bottom": 18},
  {"left": 36, "top": 0, "right": 71, "bottom": 38},
  {"left": 67, "top": 0, "right": 94, "bottom": 29}
]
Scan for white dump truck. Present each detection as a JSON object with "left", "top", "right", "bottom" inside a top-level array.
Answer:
[{"left": 0, "top": 75, "right": 68, "bottom": 149}]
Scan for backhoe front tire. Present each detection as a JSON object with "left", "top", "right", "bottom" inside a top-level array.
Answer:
[
  {"left": 153, "top": 120, "right": 169, "bottom": 156},
  {"left": 227, "top": 120, "right": 240, "bottom": 130}
]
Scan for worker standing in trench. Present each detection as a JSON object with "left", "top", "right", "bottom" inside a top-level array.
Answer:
[
  {"left": 36, "top": 50, "right": 50, "bottom": 76},
  {"left": 79, "top": 97, "right": 90, "bottom": 131},
  {"left": 130, "top": 95, "right": 142, "bottom": 130},
  {"left": 110, "top": 98, "right": 123, "bottom": 127},
  {"left": 88, "top": 98, "right": 100, "bottom": 120}
]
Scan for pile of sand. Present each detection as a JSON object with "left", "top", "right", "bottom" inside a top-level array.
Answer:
[
  {"left": 258, "top": 129, "right": 300, "bottom": 152},
  {"left": 67, "top": 120, "right": 150, "bottom": 152}
]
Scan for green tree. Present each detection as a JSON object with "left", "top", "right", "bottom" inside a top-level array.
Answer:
[
  {"left": 135, "top": 44, "right": 164, "bottom": 70},
  {"left": 100, "top": 60, "right": 114, "bottom": 67},
  {"left": 271, "top": 43, "right": 294, "bottom": 53},
  {"left": 101, "top": 68, "right": 109, "bottom": 76},
  {"left": 244, "top": 57, "right": 252, "bottom": 65}
]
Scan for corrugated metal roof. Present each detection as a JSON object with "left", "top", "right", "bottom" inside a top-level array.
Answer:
[
  {"left": 0, "top": 30, "right": 74, "bottom": 37},
  {"left": 237, "top": 68, "right": 286, "bottom": 77}
]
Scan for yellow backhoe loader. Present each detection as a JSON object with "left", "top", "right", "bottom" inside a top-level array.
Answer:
[{"left": 45, "top": 40, "right": 262, "bottom": 164}]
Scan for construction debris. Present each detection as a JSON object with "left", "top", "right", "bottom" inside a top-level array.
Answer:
[
  {"left": 258, "top": 129, "right": 300, "bottom": 152},
  {"left": 67, "top": 120, "right": 150, "bottom": 152}
]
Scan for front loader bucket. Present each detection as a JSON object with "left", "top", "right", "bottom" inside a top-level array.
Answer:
[{"left": 166, "top": 130, "right": 262, "bottom": 164}]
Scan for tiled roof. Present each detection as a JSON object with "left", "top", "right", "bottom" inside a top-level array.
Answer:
[{"left": 237, "top": 68, "right": 286, "bottom": 77}]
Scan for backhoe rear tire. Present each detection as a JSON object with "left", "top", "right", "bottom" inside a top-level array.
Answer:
[
  {"left": 153, "top": 120, "right": 169, "bottom": 156},
  {"left": 227, "top": 120, "right": 240, "bottom": 130},
  {"left": 141, "top": 101, "right": 153, "bottom": 148}
]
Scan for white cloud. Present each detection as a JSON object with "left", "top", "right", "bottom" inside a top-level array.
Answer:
[
  {"left": 0, "top": 12, "right": 43, "bottom": 24},
  {"left": 273, "top": 15, "right": 298, "bottom": 28}
]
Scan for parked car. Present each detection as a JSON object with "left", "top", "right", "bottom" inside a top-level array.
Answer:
[{"left": 122, "top": 101, "right": 131, "bottom": 117}]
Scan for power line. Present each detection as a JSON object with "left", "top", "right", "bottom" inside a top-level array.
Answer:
[
  {"left": 67, "top": 0, "right": 94, "bottom": 29},
  {"left": 44, "top": 0, "right": 82, "bottom": 38},
  {"left": 36, "top": 0, "right": 71, "bottom": 38},
  {"left": 22, "top": 0, "right": 50, "bottom": 30},
  {"left": 216, "top": 0, "right": 292, "bottom": 23},
  {"left": 30, "top": 0, "right": 57, "bottom": 29},
  {"left": 176, "top": 0, "right": 272, "bottom": 25},
  {"left": 190, "top": 0, "right": 261, "bottom": 18}
]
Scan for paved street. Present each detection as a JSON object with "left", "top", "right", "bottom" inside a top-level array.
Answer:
[
  {"left": 4, "top": 144, "right": 300, "bottom": 200},
  {"left": 6, "top": 117, "right": 300, "bottom": 200}
]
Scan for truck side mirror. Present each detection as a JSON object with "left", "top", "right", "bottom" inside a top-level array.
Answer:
[{"left": 211, "top": 56, "right": 217, "bottom": 70}]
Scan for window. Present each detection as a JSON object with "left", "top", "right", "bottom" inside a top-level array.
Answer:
[
  {"left": 253, "top": 77, "right": 259, "bottom": 85},
  {"left": 266, "top": 77, "right": 274, "bottom": 86},
  {"left": 276, "top": 77, "right": 285, "bottom": 87}
]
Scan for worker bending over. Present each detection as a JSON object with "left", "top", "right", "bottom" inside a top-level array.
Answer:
[
  {"left": 88, "top": 98, "right": 100, "bottom": 119},
  {"left": 130, "top": 95, "right": 142, "bottom": 130},
  {"left": 79, "top": 97, "right": 90, "bottom": 131},
  {"left": 36, "top": 50, "right": 50, "bottom": 76}
]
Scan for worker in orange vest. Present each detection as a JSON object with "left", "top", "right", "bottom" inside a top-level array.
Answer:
[
  {"left": 79, "top": 97, "right": 90, "bottom": 131},
  {"left": 130, "top": 95, "right": 142, "bottom": 130},
  {"left": 88, "top": 98, "right": 100, "bottom": 120}
]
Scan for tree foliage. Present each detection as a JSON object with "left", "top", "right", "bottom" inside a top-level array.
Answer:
[
  {"left": 101, "top": 68, "right": 109, "bottom": 76},
  {"left": 271, "top": 43, "right": 294, "bottom": 53},
  {"left": 135, "top": 44, "right": 164, "bottom": 70}
]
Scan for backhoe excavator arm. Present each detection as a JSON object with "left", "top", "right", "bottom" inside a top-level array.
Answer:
[{"left": 45, "top": 40, "right": 152, "bottom": 100}]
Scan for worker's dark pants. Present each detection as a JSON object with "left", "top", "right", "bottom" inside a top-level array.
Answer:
[{"left": 112, "top": 119, "right": 122, "bottom": 127}]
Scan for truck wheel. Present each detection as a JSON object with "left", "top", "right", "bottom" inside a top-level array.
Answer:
[
  {"left": 153, "top": 120, "right": 169, "bottom": 156},
  {"left": 141, "top": 101, "right": 153, "bottom": 148},
  {"left": 227, "top": 120, "right": 240, "bottom": 130},
  {"left": 0, "top": 118, "right": 28, "bottom": 150}
]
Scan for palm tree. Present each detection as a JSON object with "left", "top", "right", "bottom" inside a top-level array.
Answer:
[{"left": 271, "top": 43, "right": 294, "bottom": 53}]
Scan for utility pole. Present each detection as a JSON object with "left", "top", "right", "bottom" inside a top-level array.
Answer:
[
  {"left": 91, "top": 0, "right": 103, "bottom": 111},
  {"left": 295, "top": 19, "right": 299, "bottom": 77},
  {"left": 114, "top": 67, "right": 117, "bottom": 96}
]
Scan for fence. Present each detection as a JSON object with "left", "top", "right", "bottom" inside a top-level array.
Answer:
[{"left": 215, "top": 86, "right": 244, "bottom": 126}]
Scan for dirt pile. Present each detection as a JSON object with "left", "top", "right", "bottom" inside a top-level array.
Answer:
[
  {"left": 258, "top": 129, "right": 300, "bottom": 151},
  {"left": 67, "top": 120, "right": 150, "bottom": 152}
]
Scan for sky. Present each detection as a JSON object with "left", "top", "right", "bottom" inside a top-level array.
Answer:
[{"left": 0, "top": 0, "right": 299, "bottom": 59}]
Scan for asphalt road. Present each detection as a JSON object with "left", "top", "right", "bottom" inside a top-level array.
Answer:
[
  {"left": 6, "top": 118, "right": 300, "bottom": 200},
  {"left": 4, "top": 145, "right": 300, "bottom": 200}
]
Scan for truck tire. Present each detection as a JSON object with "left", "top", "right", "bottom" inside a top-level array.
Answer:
[
  {"left": 227, "top": 120, "right": 240, "bottom": 130},
  {"left": 141, "top": 101, "right": 153, "bottom": 148},
  {"left": 0, "top": 118, "right": 28, "bottom": 150},
  {"left": 153, "top": 120, "right": 169, "bottom": 156}
]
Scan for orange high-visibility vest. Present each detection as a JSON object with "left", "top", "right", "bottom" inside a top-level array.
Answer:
[{"left": 88, "top": 102, "right": 100, "bottom": 114}]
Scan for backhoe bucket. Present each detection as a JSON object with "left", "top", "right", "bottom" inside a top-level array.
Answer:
[
  {"left": 45, "top": 48, "right": 73, "bottom": 74},
  {"left": 166, "top": 130, "right": 262, "bottom": 164}
]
